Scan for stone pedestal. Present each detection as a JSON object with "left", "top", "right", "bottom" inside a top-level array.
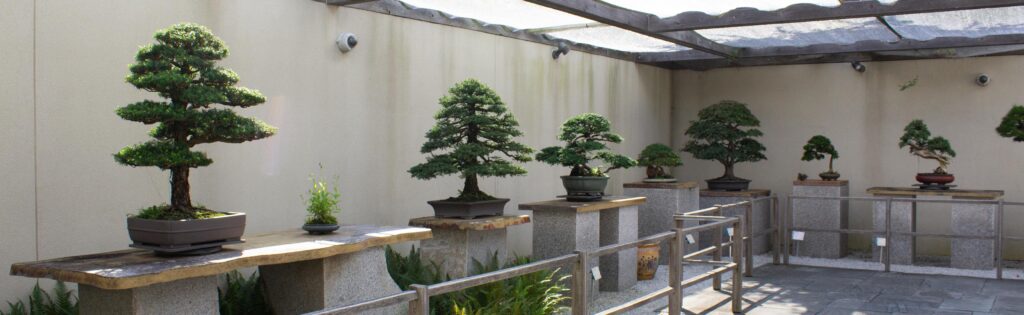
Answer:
[
  {"left": 520, "top": 196, "right": 645, "bottom": 293},
  {"left": 624, "top": 181, "right": 700, "bottom": 264},
  {"left": 79, "top": 276, "right": 218, "bottom": 315},
  {"left": 261, "top": 247, "right": 405, "bottom": 314},
  {"left": 699, "top": 189, "right": 771, "bottom": 255},
  {"left": 792, "top": 180, "right": 849, "bottom": 259},
  {"left": 409, "top": 215, "right": 531, "bottom": 278}
]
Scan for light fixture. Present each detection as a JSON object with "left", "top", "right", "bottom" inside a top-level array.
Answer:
[
  {"left": 552, "top": 42, "right": 570, "bottom": 60},
  {"left": 976, "top": 74, "right": 990, "bottom": 86},
  {"left": 850, "top": 61, "right": 866, "bottom": 73},
  {"left": 336, "top": 33, "right": 358, "bottom": 53}
]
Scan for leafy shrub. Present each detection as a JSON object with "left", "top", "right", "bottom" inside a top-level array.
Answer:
[
  {"left": 1, "top": 282, "right": 77, "bottom": 315},
  {"left": 536, "top": 113, "right": 636, "bottom": 177},
  {"left": 304, "top": 173, "right": 340, "bottom": 225},
  {"left": 218, "top": 271, "right": 270, "bottom": 315}
]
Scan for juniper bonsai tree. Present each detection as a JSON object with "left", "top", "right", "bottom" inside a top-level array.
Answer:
[
  {"left": 899, "top": 120, "right": 955, "bottom": 174},
  {"left": 801, "top": 135, "right": 839, "bottom": 179},
  {"left": 996, "top": 105, "right": 1024, "bottom": 142},
  {"left": 638, "top": 143, "right": 682, "bottom": 180},
  {"left": 536, "top": 113, "right": 637, "bottom": 176},
  {"left": 408, "top": 79, "right": 533, "bottom": 201},
  {"left": 115, "top": 23, "right": 276, "bottom": 219},
  {"left": 682, "top": 100, "right": 766, "bottom": 187}
]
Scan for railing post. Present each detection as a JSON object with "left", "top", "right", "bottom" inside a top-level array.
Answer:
[
  {"left": 996, "top": 200, "right": 1005, "bottom": 280},
  {"left": 408, "top": 284, "right": 429, "bottom": 315},
  {"left": 784, "top": 195, "right": 792, "bottom": 265},
  {"left": 668, "top": 228, "right": 683, "bottom": 315},
  {"left": 712, "top": 206, "right": 723, "bottom": 290},
  {"left": 772, "top": 196, "right": 781, "bottom": 265},
  {"left": 731, "top": 218, "right": 744, "bottom": 313},
  {"left": 884, "top": 198, "right": 893, "bottom": 273},
  {"left": 744, "top": 199, "right": 754, "bottom": 277},
  {"left": 571, "top": 250, "right": 590, "bottom": 315}
]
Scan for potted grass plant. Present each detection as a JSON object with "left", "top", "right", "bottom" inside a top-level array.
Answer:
[
  {"left": 682, "top": 100, "right": 766, "bottom": 191},
  {"left": 116, "top": 23, "right": 276, "bottom": 255},
  {"left": 637, "top": 143, "right": 682, "bottom": 183},
  {"left": 302, "top": 173, "right": 341, "bottom": 235},
  {"left": 899, "top": 120, "right": 956, "bottom": 189},
  {"left": 801, "top": 135, "right": 840, "bottom": 180},
  {"left": 536, "top": 113, "right": 637, "bottom": 201},
  {"left": 409, "top": 79, "right": 533, "bottom": 219}
]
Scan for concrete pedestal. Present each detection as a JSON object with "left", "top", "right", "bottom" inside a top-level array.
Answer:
[
  {"left": 260, "top": 246, "right": 405, "bottom": 315},
  {"left": 624, "top": 181, "right": 700, "bottom": 264},
  {"left": 520, "top": 196, "right": 645, "bottom": 293},
  {"left": 699, "top": 189, "right": 771, "bottom": 255},
  {"left": 792, "top": 180, "right": 849, "bottom": 259},
  {"left": 409, "top": 215, "right": 531, "bottom": 278},
  {"left": 79, "top": 276, "right": 218, "bottom": 315},
  {"left": 870, "top": 196, "right": 916, "bottom": 265},
  {"left": 952, "top": 201, "right": 999, "bottom": 269}
]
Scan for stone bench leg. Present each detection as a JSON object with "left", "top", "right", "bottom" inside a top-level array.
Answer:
[
  {"left": 792, "top": 184, "right": 849, "bottom": 258},
  {"left": 873, "top": 199, "right": 915, "bottom": 265},
  {"left": 79, "top": 276, "right": 218, "bottom": 315},
  {"left": 421, "top": 228, "right": 507, "bottom": 278},
  {"left": 952, "top": 202, "right": 996, "bottom": 269},
  {"left": 260, "top": 246, "right": 404, "bottom": 315},
  {"left": 599, "top": 205, "right": 638, "bottom": 291},
  {"left": 532, "top": 209, "right": 599, "bottom": 300}
]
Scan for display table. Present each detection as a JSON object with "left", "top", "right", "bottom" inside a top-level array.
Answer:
[
  {"left": 624, "top": 181, "right": 699, "bottom": 263},
  {"left": 9, "top": 225, "right": 431, "bottom": 315},
  {"left": 792, "top": 180, "right": 849, "bottom": 258},
  {"left": 409, "top": 215, "right": 530, "bottom": 278},
  {"left": 868, "top": 187, "right": 1003, "bottom": 269},
  {"left": 699, "top": 189, "right": 771, "bottom": 255},
  {"left": 519, "top": 196, "right": 645, "bottom": 293}
]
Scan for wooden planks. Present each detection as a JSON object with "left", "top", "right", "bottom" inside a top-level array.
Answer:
[
  {"left": 518, "top": 196, "right": 646, "bottom": 213},
  {"left": 867, "top": 187, "right": 1005, "bottom": 199},
  {"left": 408, "top": 215, "right": 530, "bottom": 231}
]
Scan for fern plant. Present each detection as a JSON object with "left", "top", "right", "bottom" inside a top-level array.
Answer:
[
  {"left": 218, "top": 271, "right": 270, "bottom": 315},
  {"left": 452, "top": 253, "right": 570, "bottom": 315},
  {"left": 1, "top": 282, "right": 77, "bottom": 315}
]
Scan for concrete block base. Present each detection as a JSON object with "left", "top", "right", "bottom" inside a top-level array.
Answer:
[
  {"left": 792, "top": 181, "right": 849, "bottom": 259},
  {"left": 873, "top": 199, "right": 916, "bottom": 265},
  {"left": 699, "top": 192, "right": 771, "bottom": 255},
  {"left": 79, "top": 276, "right": 218, "bottom": 315},
  {"left": 532, "top": 209, "right": 599, "bottom": 299},
  {"left": 624, "top": 182, "right": 699, "bottom": 264},
  {"left": 599, "top": 205, "right": 638, "bottom": 291},
  {"left": 421, "top": 228, "right": 507, "bottom": 278},
  {"left": 952, "top": 202, "right": 996, "bottom": 269}
]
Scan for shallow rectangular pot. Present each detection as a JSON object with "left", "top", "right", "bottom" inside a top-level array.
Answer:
[
  {"left": 127, "top": 212, "right": 245, "bottom": 252},
  {"left": 427, "top": 199, "right": 508, "bottom": 219}
]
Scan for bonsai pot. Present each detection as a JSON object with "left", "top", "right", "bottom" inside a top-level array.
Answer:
[
  {"left": 561, "top": 175, "right": 609, "bottom": 201},
  {"left": 643, "top": 178, "right": 678, "bottom": 183},
  {"left": 706, "top": 177, "right": 751, "bottom": 191},
  {"left": 428, "top": 198, "right": 508, "bottom": 219},
  {"left": 302, "top": 223, "right": 340, "bottom": 235},
  {"left": 127, "top": 212, "right": 245, "bottom": 256},
  {"left": 915, "top": 173, "right": 955, "bottom": 188},
  {"left": 819, "top": 171, "right": 841, "bottom": 181}
]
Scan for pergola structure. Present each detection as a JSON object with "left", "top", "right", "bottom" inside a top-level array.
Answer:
[{"left": 317, "top": 0, "right": 1024, "bottom": 70}]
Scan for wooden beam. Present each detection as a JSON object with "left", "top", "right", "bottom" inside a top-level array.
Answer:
[
  {"left": 650, "top": 0, "right": 1024, "bottom": 32},
  {"left": 523, "top": 0, "right": 738, "bottom": 57}
]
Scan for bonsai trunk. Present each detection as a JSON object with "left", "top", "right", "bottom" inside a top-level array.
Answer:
[
  {"left": 170, "top": 166, "right": 192, "bottom": 212},
  {"left": 463, "top": 175, "right": 480, "bottom": 196},
  {"left": 828, "top": 156, "right": 834, "bottom": 173},
  {"left": 722, "top": 163, "right": 736, "bottom": 179}
]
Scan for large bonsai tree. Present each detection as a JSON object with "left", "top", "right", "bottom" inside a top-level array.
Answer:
[
  {"left": 408, "top": 79, "right": 533, "bottom": 201},
  {"left": 536, "top": 113, "right": 637, "bottom": 176},
  {"left": 997, "top": 105, "right": 1024, "bottom": 142},
  {"left": 899, "top": 120, "right": 955, "bottom": 174},
  {"left": 638, "top": 143, "right": 682, "bottom": 179},
  {"left": 682, "top": 100, "right": 766, "bottom": 181},
  {"left": 801, "top": 135, "right": 839, "bottom": 175},
  {"left": 115, "top": 23, "right": 277, "bottom": 219}
]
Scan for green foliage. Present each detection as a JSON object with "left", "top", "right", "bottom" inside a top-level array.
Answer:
[
  {"left": 899, "top": 76, "right": 919, "bottom": 91},
  {"left": 385, "top": 246, "right": 454, "bottom": 314},
  {"left": 682, "top": 100, "right": 766, "bottom": 178},
  {"left": 1, "top": 282, "right": 77, "bottom": 315},
  {"left": 218, "top": 271, "right": 270, "bottom": 315},
  {"left": 134, "top": 205, "right": 225, "bottom": 220},
  {"left": 801, "top": 135, "right": 838, "bottom": 161},
  {"left": 996, "top": 105, "right": 1024, "bottom": 142},
  {"left": 409, "top": 79, "right": 533, "bottom": 201},
  {"left": 638, "top": 144, "right": 683, "bottom": 168},
  {"left": 899, "top": 120, "right": 955, "bottom": 173},
  {"left": 115, "top": 23, "right": 277, "bottom": 216},
  {"left": 536, "top": 113, "right": 637, "bottom": 176},
  {"left": 304, "top": 172, "right": 340, "bottom": 225}
]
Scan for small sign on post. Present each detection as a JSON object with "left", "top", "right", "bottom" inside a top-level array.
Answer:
[
  {"left": 792, "top": 231, "right": 805, "bottom": 257},
  {"left": 591, "top": 266, "right": 602, "bottom": 281},
  {"left": 726, "top": 227, "right": 734, "bottom": 237},
  {"left": 685, "top": 234, "right": 696, "bottom": 244},
  {"left": 875, "top": 237, "right": 887, "bottom": 263}
]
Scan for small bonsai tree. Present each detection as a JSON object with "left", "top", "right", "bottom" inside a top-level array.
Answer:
[
  {"left": 899, "top": 120, "right": 955, "bottom": 174},
  {"left": 408, "top": 79, "right": 533, "bottom": 201},
  {"left": 536, "top": 113, "right": 637, "bottom": 176},
  {"left": 801, "top": 135, "right": 839, "bottom": 176},
  {"left": 638, "top": 143, "right": 682, "bottom": 179},
  {"left": 305, "top": 175, "right": 340, "bottom": 225},
  {"left": 996, "top": 105, "right": 1024, "bottom": 142},
  {"left": 115, "top": 23, "right": 276, "bottom": 220},
  {"left": 682, "top": 100, "right": 766, "bottom": 182}
]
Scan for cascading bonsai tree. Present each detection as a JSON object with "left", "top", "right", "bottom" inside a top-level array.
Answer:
[
  {"left": 996, "top": 105, "right": 1024, "bottom": 142},
  {"left": 408, "top": 79, "right": 533, "bottom": 218},
  {"left": 637, "top": 143, "right": 682, "bottom": 182},
  {"left": 899, "top": 120, "right": 956, "bottom": 187},
  {"left": 536, "top": 113, "right": 636, "bottom": 200},
  {"left": 801, "top": 135, "right": 840, "bottom": 180},
  {"left": 682, "top": 100, "right": 766, "bottom": 191}
]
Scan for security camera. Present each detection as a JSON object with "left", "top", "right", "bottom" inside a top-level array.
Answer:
[
  {"left": 552, "top": 42, "right": 570, "bottom": 60},
  {"left": 850, "top": 61, "right": 866, "bottom": 73},
  {"left": 336, "top": 33, "right": 358, "bottom": 53},
  {"left": 976, "top": 74, "right": 990, "bottom": 86}
]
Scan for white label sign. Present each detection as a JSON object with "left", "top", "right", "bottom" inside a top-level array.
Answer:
[
  {"left": 876, "top": 237, "right": 887, "bottom": 247},
  {"left": 591, "top": 266, "right": 602, "bottom": 281},
  {"left": 792, "top": 231, "right": 805, "bottom": 241},
  {"left": 726, "top": 227, "right": 734, "bottom": 237},
  {"left": 685, "top": 234, "right": 696, "bottom": 244}
]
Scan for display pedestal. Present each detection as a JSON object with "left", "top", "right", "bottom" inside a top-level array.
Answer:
[
  {"left": 699, "top": 189, "right": 771, "bottom": 255},
  {"left": 409, "top": 215, "right": 531, "bottom": 278},
  {"left": 624, "top": 181, "right": 699, "bottom": 264},
  {"left": 792, "top": 180, "right": 849, "bottom": 258}
]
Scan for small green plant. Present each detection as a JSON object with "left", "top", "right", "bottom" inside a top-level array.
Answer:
[
  {"left": 304, "top": 174, "right": 340, "bottom": 225},
  {"left": 899, "top": 76, "right": 919, "bottom": 91},
  {"left": 536, "top": 113, "right": 637, "bottom": 176},
  {"left": 1, "top": 282, "right": 77, "bottom": 315},
  {"left": 218, "top": 271, "right": 270, "bottom": 315},
  {"left": 801, "top": 135, "right": 839, "bottom": 176},
  {"left": 637, "top": 143, "right": 682, "bottom": 179},
  {"left": 899, "top": 120, "right": 955, "bottom": 174},
  {"left": 682, "top": 100, "right": 766, "bottom": 181},
  {"left": 996, "top": 105, "right": 1024, "bottom": 142}
]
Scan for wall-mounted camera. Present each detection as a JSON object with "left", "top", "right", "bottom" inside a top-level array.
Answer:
[
  {"left": 552, "top": 42, "right": 570, "bottom": 60},
  {"left": 850, "top": 61, "right": 866, "bottom": 73},
  {"left": 976, "top": 74, "right": 990, "bottom": 86},
  {"left": 336, "top": 33, "right": 358, "bottom": 53}
]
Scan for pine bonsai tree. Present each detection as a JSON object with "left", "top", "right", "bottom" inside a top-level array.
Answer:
[
  {"left": 899, "top": 120, "right": 955, "bottom": 174},
  {"left": 638, "top": 143, "right": 682, "bottom": 179},
  {"left": 682, "top": 100, "right": 766, "bottom": 183},
  {"left": 997, "top": 105, "right": 1024, "bottom": 142},
  {"left": 536, "top": 113, "right": 637, "bottom": 176},
  {"left": 115, "top": 23, "right": 276, "bottom": 219},
  {"left": 801, "top": 135, "right": 839, "bottom": 178},
  {"left": 408, "top": 79, "right": 533, "bottom": 201}
]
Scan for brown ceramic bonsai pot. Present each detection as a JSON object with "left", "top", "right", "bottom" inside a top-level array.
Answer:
[
  {"left": 428, "top": 198, "right": 508, "bottom": 219},
  {"left": 916, "top": 173, "right": 955, "bottom": 186},
  {"left": 127, "top": 212, "right": 245, "bottom": 256},
  {"left": 819, "top": 171, "right": 841, "bottom": 181}
]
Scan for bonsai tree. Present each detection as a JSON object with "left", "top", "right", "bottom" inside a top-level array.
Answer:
[
  {"left": 801, "top": 135, "right": 840, "bottom": 180},
  {"left": 637, "top": 143, "right": 682, "bottom": 180},
  {"left": 408, "top": 79, "right": 533, "bottom": 201},
  {"left": 899, "top": 120, "right": 955, "bottom": 174},
  {"left": 115, "top": 23, "right": 276, "bottom": 220},
  {"left": 536, "top": 113, "right": 637, "bottom": 176},
  {"left": 996, "top": 105, "right": 1024, "bottom": 142},
  {"left": 682, "top": 100, "right": 766, "bottom": 188}
]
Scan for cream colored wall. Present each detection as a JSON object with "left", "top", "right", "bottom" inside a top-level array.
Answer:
[
  {"left": 672, "top": 57, "right": 1024, "bottom": 257},
  {"left": 0, "top": 0, "right": 671, "bottom": 302}
]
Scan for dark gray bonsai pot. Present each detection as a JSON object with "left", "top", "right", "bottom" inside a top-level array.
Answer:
[
  {"left": 706, "top": 177, "right": 751, "bottom": 191},
  {"left": 127, "top": 212, "right": 245, "bottom": 256},
  {"left": 302, "top": 223, "right": 340, "bottom": 235},
  {"left": 428, "top": 198, "right": 508, "bottom": 219},
  {"left": 819, "top": 171, "right": 841, "bottom": 181},
  {"left": 561, "top": 175, "right": 609, "bottom": 201}
]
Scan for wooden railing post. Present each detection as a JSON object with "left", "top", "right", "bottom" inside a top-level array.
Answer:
[
  {"left": 712, "top": 206, "right": 723, "bottom": 290},
  {"left": 408, "top": 284, "right": 429, "bottom": 315},
  {"left": 668, "top": 228, "right": 683, "bottom": 315},
  {"left": 571, "top": 250, "right": 590, "bottom": 315},
  {"left": 731, "top": 218, "right": 744, "bottom": 313},
  {"left": 884, "top": 198, "right": 893, "bottom": 273},
  {"left": 744, "top": 199, "right": 754, "bottom": 277},
  {"left": 772, "top": 196, "right": 781, "bottom": 265},
  {"left": 996, "top": 199, "right": 1005, "bottom": 280},
  {"left": 784, "top": 195, "right": 792, "bottom": 265}
]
